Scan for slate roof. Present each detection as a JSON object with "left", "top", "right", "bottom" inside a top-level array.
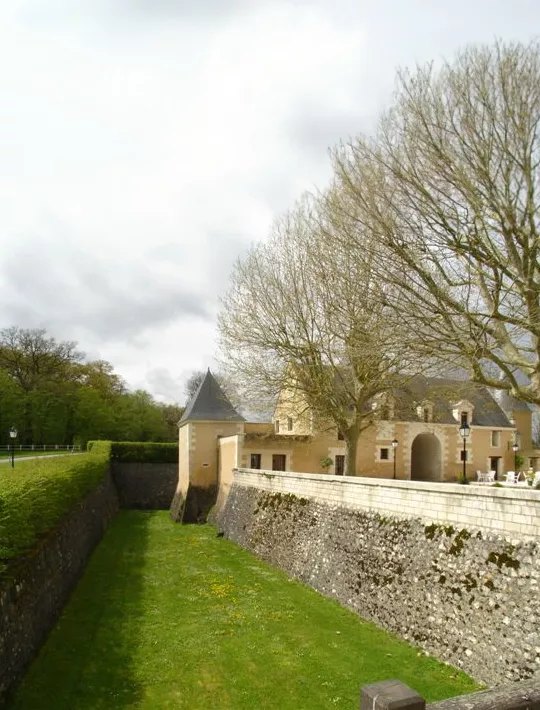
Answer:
[
  {"left": 496, "top": 391, "right": 532, "bottom": 414},
  {"left": 180, "top": 369, "right": 245, "bottom": 424},
  {"left": 393, "top": 375, "right": 513, "bottom": 427}
]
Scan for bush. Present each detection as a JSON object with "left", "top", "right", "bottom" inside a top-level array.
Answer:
[
  {"left": 110, "top": 442, "right": 178, "bottom": 463},
  {"left": 0, "top": 446, "right": 110, "bottom": 575},
  {"left": 491, "top": 482, "right": 503, "bottom": 487},
  {"left": 457, "top": 473, "right": 470, "bottom": 485}
]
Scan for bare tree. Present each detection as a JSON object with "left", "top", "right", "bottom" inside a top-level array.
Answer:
[
  {"left": 333, "top": 40, "right": 540, "bottom": 406},
  {"left": 219, "top": 195, "right": 410, "bottom": 475}
]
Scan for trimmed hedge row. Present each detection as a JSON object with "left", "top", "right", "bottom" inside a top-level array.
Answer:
[
  {"left": 110, "top": 442, "right": 178, "bottom": 463},
  {"left": 87, "top": 441, "right": 179, "bottom": 463},
  {"left": 0, "top": 444, "right": 111, "bottom": 576}
]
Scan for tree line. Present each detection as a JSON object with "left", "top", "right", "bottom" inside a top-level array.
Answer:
[
  {"left": 219, "top": 40, "right": 540, "bottom": 474},
  {"left": 0, "top": 327, "right": 183, "bottom": 446}
]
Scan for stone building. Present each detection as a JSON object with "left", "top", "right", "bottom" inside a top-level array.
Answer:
[{"left": 173, "top": 369, "right": 537, "bottom": 520}]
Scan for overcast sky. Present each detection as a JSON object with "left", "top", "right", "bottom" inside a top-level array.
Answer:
[{"left": 0, "top": 1, "right": 538, "bottom": 404}]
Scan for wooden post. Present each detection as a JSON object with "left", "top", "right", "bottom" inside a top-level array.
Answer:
[{"left": 360, "top": 680, "right": 426, "bottom": 710}]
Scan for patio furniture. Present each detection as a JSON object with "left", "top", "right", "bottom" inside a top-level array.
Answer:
[
  {"left": 505, "top": 471, "right": 517, "bottom": 484},
  {"left": 532, "top": 472, "right": 540, "bottom": 487},
  {"left": 486, "top": 470, "right": 496, "bottom": 483},
  {"left": 476, "top": 470, "right": 485, "bottom": 483}
]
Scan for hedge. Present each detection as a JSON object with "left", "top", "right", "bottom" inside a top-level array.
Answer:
[
  {"left": 0, "top": 444, "right": 111, "bottom": 576},
  {"left": 109, "top": 442, "right": 178, "bottom": 463}
]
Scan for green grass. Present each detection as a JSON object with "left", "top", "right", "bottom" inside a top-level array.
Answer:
[
  {"left": 0, "top": 447, "right": 110, "bottom": 574},
  {"left": 7, "top": 512, "right": 480, "bottom": 710}
]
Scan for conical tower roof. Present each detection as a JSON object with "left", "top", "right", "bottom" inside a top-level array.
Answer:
[{"left": 180, "top": 369, "right": 245, "bottom": 424}]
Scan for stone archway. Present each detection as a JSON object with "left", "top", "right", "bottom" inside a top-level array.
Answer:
[{"left": 411, "top": 433, "right": 442, "bottom": 482}]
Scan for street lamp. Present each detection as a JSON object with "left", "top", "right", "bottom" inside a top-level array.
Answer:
[
  {"left": 9, "top": 426, "right": 17, "bottom": 469},
  {"left": 512, "top": 442, "right": 519, "bottom": 472},
  {"left": 458, "top": 422, "right": 470, "bottom": 484},
  {"left": 392, "top": 439, "right": 398, "bottom": 479}
]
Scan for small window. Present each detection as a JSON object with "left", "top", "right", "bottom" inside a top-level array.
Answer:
[
  {"left": 460, "top": 412, "right": 468, "bottom": 426},
  {"left": 335, "top": 455, "right": 345, "bottom": 476},
  {"left": 380, "top": 448, "right": 389, "bottom": 460},
  {"left": 250, "top": 453, "right": 261, "bottom": 469},
  {"left": 337, "top": 430, "right": 344, "bottom": 441},
  {"left": 275, "top": 420, "right": 280, "bottom": 434},
  {"left": 287, "top": 417, "right": 293, "bottom": 432},
  {"left": 491, "top": 430, "right": 501, "bottom": 447},
  {"left": 272, "top": 454, "right": 286, "bottom": 471},
  {"left": 423, "top": 408, "right": 430, "bottom": 423},
  {"left": 380, "top": 405, "right": 389, "bottom": 419},
  {"left": 460, "top": 450, "right": 469, "bottom": 462}
]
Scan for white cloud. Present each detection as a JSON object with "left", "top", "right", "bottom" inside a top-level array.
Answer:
[{"left": 0, "top": 0, "right": 538, "bottom": 401}]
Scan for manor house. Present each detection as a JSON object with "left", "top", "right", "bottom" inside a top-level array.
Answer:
[{"left": 177, "top": 370, "right": 537, "bottom": 499}]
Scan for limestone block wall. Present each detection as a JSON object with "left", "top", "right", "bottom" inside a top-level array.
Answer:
[
  {"left": 217, "top": 470, "right": 540, "bottom": 685},
  {"left": 233, "top": 469, "right": 540, "bottom": 540}
]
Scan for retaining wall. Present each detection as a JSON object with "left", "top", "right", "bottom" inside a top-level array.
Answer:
[
  {"left": 111, "top": 462, "right": 177, "bottom": 509},
  {"left": 0, "top": 472, "right": 118, "bottom": 704},
  {"left": 217, "top": 469, "right": 540, "bottom": 685}
]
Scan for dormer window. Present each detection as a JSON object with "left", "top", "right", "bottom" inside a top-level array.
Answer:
[
  {"left": 373, "top": 394, "right": 394, "bottom": 420},
  {"left": 416, "top": 400, "right": 433, "bottom": 423},
  {"left": 452, "top": 399, "right": 474, "bottom": 425}
]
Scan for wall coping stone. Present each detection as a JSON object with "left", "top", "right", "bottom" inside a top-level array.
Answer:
[{"left": 236, "top": 468, "right": 540, "bottom": 502}]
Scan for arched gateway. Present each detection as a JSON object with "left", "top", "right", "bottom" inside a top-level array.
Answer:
[{"left": 411, "top": 433, "right": 442, "bottom": 482}]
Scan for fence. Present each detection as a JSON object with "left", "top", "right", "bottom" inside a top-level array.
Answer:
[
  {"left": 0, "top": 445, "right": 81, "bottom": 453},
  {"left": 360, "top": 679, "right": 540, "bottom": 710}
]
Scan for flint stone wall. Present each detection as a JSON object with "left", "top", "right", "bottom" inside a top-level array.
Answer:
[
  {"left": 0, "top": 472, "right": 118, "bottom": 704},
  {"left": 218, "top": 483, "right": 540, "bottom": 687},
  {"left": 111, "top": 462, "right": 177, "bottom": 509}
]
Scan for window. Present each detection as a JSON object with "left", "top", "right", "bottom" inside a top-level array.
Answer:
[
  {"left": 423, "top": 408, "right": 430, "bottom": 423},
  {"left": 460, "top": 450, "right": 469, "bottom": 462},
  {"left": 380, "top": 448, "right": 389, "bottom": 460},
  {"left": 250, "top": 453, "right": 261, "bottom": 469},
  {"left": 272, "top": 454, "right": 286, "bottom": 471},
  {"left": 380, "top": 405, "right": 389, "bottom": 419},
  {"left": 337, "top": 430, "right": 344, "bottom": 441},
  {"left": 287, "top": 417, "right": 293, "bottom": 432},
  {"left": 275, "top": 420, "right": 280, "bottom": 434},
  {"left": 335, "top": 455, "right": 345, "bottom": 476},
  {"left": 491, "top": 430, "right": 501, "bottom": 447},
  {"left": 460, "top": 412, "right": 468, "bottom": 426}
]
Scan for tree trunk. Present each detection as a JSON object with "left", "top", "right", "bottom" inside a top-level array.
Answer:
[{"left": 345, "top": 428, "right": 359, "bottom": 476}]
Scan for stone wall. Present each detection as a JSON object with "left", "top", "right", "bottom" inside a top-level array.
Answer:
[
  {"left": 232, "top": 468, "right": 540, "bottom": 540},
  {"left": 218, "top": 478, "right": 540, "bottom": 686},
  {"left": 0, "top": 472, "right": 118, "bottom": 703},
  {"left": 111, "top": 462, "right": 177, "bottom": 509}
]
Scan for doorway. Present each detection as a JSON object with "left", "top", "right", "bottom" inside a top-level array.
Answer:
[{"left": 411, "top": 433, "right": 442, "bottom": 481}]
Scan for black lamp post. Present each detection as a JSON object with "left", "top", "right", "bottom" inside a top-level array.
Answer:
[
  {"left": 458, "top": 422, "right": 470, "bottom": 483},
  {"left": 392, "top": 439, "right": 398, "bottom": 479},
  {"left": 9, "top": 426, "right": 17, "bottom": 469},
  {"left": 512, "top": 442, "right": 519, "bottom": 472}
]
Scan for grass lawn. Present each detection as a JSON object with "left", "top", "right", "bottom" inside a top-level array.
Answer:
[{"left": 7, "top": 512, "right": 480, "bottom": 710}]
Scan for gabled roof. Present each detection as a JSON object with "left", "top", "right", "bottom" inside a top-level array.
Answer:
[
  {"left": 180, "top": 369, "right": 245, "bottom": 424},
  {"left": 393, "top": 375, "right": 513, "bottom": 427}
]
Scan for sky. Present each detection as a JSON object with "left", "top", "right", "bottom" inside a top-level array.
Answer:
[{"left": 0, "top": 0, "right": 538, "bottom": 404}]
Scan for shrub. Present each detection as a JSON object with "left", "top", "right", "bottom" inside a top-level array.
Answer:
[
  {"left": 0, "top": 446, "right": 110, "bottom": 575},
  {"left": 109, "top": 442, "right": 178, "bottom": 463},
  {"left": 491, "top": 482, "right": 503, "bottom": 487},
  {"left": 457, "top": 473, "right": 470, "bottom": 485}
]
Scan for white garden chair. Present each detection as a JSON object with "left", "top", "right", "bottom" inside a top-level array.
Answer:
[
  {"left": 476, "top": 470, "right": 485, "bottom": 483},
  {"left": 486, "top": 471, "right": 496, "bottom": 483},
  {"left": 505, "top": 471, "right": 517, "bottom": 484},
  {"left": 533, "top": 472, "right": 540, "bottom": 487}
]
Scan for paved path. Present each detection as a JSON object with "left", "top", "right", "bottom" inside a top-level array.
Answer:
[{"left": 0, "top": 453, "right": 83, "bottom": 464}]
